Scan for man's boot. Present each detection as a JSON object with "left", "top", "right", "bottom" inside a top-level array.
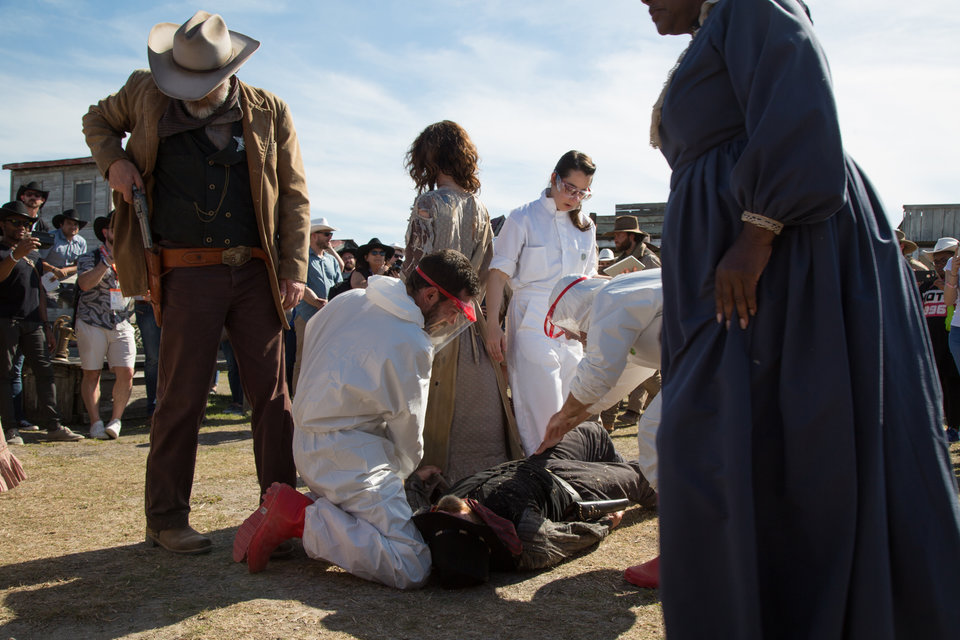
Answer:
[{"left": 233, "top": 482, "right": 315, "bottom": 573}]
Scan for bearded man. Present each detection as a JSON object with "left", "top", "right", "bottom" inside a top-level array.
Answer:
[{"left": 82, "top": 11, "right": 310, "bottom": 555}]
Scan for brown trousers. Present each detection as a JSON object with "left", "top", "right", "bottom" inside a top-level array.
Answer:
[{"left": 144, "top": 261, "right": 296, "bottom": 531}]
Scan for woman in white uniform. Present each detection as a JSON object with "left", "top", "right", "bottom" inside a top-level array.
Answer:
[{"left": 484, "top": 150, "right": 598, "bottom": 454}]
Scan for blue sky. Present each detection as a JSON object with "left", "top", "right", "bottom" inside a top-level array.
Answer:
[{"left": 1, "top": 0, "right": 957, "bottom": 244}]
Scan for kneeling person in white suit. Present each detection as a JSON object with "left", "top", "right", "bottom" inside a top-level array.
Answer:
[{"left": 233, "top": 250, "right": 480, "bottom": 589}]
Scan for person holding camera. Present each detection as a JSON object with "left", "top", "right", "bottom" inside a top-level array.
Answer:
[
  {"left": 0, "top": 202, "right": 84, "bottom": 445},
  {"left": 291, "top": 217, "right": 342, "bottom": 393}
]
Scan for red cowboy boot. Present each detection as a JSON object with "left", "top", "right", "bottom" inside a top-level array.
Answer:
[
  {"left": 233, "top": 482, "right": 315, "bottom": 573},
  {"left": 624, "top": 554, "right": 660, "bottom": 589}
]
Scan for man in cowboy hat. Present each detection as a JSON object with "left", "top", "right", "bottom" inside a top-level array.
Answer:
[
  {"left": 338, "top": 242, "right": 357, "bottom": 281},
  {"left": 82, "top": 10, "right": 310, "bottom": 554},
  {"left": 75, "top": 212, "right": 136, "bottom": 441},
  {"left": 602, "top": 214, "right": 661, "bottom": 270},
  {"left": 15, "top": 182, "right": 50, "bottom": 233},
  {"left": 0, "top": 202, "right": 84, "bottom": 445},
  {"left": 42, "top": 209, "right": 88, "bottom": 311},
  {"left": 291, "top": 217, "right": 343, "bottom": 392}
]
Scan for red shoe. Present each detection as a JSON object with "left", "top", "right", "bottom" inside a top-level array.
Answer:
[
  {"left": 233, "top": 482, "right": 314, "bottom": 573},
  {"left": 624, "top": 555, "right": 660, "bottom": 589}
]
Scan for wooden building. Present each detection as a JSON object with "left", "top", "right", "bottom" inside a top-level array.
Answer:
[
  {"left": 900, "top": 204, "right": 960, "bottom": 249},
  {"left": 3, "top": 156, "right": 111, "bottom": 244}
]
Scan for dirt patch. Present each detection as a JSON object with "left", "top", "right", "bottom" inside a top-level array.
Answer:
[{"left": 1, "top": 395, "right": 957, "bottom": 639}]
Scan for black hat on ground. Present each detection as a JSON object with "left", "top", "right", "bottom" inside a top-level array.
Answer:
[
  {"left": 93, "top": 211, "right": 114, "bottom": 243},
  {"left": 413, "top": 504, "right": 519, "bottom": 589},
  {"left": 52, "top": 209, "right": 88, "bottom": 230}
]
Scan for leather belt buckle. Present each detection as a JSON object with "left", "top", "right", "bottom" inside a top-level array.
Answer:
[{"left": 221, "top": 246, "right": 251, "bottom": 267}]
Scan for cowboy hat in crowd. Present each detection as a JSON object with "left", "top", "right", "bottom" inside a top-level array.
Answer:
[{"left": 52, "top": 209, "right": 88, "bottom": 230}]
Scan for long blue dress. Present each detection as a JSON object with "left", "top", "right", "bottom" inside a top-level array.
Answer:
[{"left": 655, "top": 1, "right": 960, "bottom": 638}]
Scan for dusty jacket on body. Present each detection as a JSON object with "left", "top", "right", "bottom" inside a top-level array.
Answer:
[{"left": 81, "top": 69, "right": 310, "bottom": 327}]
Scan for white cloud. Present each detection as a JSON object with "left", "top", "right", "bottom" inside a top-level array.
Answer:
[{"left": 2, "top": 0, "right": 956, "bottom": 239}]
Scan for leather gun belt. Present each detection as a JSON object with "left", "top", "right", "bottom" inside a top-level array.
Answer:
[{"left": 161, "top": 246, "right": 268, "bottom": 269}]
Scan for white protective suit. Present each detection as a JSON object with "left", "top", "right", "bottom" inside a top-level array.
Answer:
[
  {"left": 549, "top": 270, "right": 663, "bottom": 488},
  {"left": 490, "top": 190, "right": 597, "bottom": 454},
  {"left": 292, "top": 275, "right": 434, "bottom": 589}
]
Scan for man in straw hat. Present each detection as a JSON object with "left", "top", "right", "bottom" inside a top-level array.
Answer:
[
  {"left": 0, "top": 202, "right": 85, "bottom": 445},
  {"left": 291, "top": 217, "right": 342, "bottom": 392},
  {"left": 83, "top": 10, "right": 310, "bottom": 554}
]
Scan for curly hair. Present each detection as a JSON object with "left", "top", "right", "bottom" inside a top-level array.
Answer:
[{"left": 406, "top": 121, "right": 482, "bottom": 195}]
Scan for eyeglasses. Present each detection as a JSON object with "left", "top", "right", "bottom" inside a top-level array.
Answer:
[
  {"left": 369, "top": 249, "right": 386, "bottom": 256},
  {"left": 416, "top": 266, "right": 477, "bottom": 322},
  {"left": 4, "top": 218, "right": 35, "bottom": 229},
  {"left": 554, "top": 176, "right": 592, "bottom": 201}
]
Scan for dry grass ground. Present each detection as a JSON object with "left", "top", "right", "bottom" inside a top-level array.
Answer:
[{"left": 1, "top": 394, "right": 958, "bottom": 640}]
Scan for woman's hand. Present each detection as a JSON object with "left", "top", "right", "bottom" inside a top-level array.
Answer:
[
  {"left": 714, "top": 223, "right": 775, "bottom": 330},
  {"left": 485, "top": 321, "right": 506, "bottom": 363}
]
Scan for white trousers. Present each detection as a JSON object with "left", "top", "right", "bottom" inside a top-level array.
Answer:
[
  {"left": 508, "top": 329, "right": 582, "bottom": 456},
  {"left": 636, "top": 393, "right": 660, "bottom": 490},
  {"left": 293, "top": 427, "right": 431, "bottom": 589}
]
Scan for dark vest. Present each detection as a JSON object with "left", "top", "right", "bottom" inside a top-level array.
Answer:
[{"left": 152, "top": 121, "right": 260, "bottom": 249}]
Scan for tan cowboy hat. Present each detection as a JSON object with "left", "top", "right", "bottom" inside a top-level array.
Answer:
[
  {"left": 147, "top": 11, "right": 260, "bottom": 101},
  {"left": 601, "top": 215, "right": 650, "bottom": 241},
  {"left": 895, "top": 229, "right": 918, "bottom": 254}
]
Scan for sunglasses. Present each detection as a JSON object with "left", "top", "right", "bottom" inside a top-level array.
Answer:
[
  {"left": 314, "top": 230, "right": 333, "bottom": 237},
  {"left": 369, "top": 249, "right": 386, "bottom": 256},
  {"left": 554, "top": 176, "right": 592, "bottom": 201},
  {"left": 415, "top": 266, "right": 477, "bottom": 322},
  {"left": 4, "top": 218, "right": 35, "bottom": 229}
]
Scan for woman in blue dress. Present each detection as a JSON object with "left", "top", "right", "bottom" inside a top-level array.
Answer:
[{"left": 643, "top": 0, "right": 960, "bottom": 637}]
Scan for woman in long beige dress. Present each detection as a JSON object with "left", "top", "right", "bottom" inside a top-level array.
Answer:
[{"left": 401, "top": 121, "right": 522, "bottom": 482}]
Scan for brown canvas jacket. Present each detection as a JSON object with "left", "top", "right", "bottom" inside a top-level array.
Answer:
[
  {"left": 621, "top": 239, "right": 661, "bottom": 271},
  {"left": 81, "top": 69, "right": 310, "bottom": 327}
]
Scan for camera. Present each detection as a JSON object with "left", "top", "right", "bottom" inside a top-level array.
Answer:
[{"left": 32, "top": 230, "right": 55, "bottom": 249}]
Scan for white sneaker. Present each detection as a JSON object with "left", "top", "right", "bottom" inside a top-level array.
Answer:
[
  {"left": 104, "top": 419, "right": 122, "bottom": 439},
  {"left": 89, "top": 420, "right": 107, "bottom": 440}
]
